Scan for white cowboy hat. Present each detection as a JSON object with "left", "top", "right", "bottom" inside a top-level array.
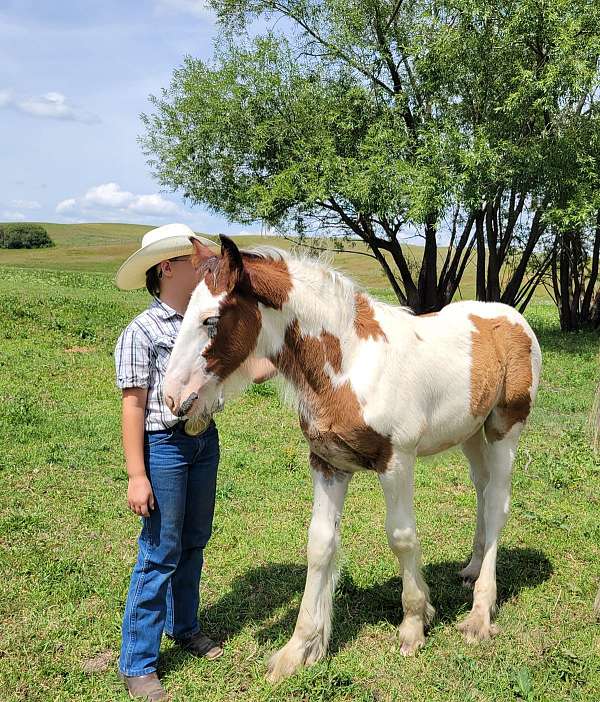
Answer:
[{"left": 114, "top": 222, "right": 216, "bottom": 290}]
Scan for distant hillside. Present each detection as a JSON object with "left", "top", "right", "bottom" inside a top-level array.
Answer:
[
  {"left": 0, "top": 221, "right": 395, "bottom": 288},
  {"left": 0, "top": 222, "right": 211, "bottom": 277},
  {"left": 0, "top": 221, "right": 549, "bottom": 301}
]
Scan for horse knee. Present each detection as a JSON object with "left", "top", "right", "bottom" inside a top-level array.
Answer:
[
  {"left": 307, "top": 521, "right": 337, "bottom": 568},
  {"left": 387, "top": 526, "right": 417, "bottom": 555}
]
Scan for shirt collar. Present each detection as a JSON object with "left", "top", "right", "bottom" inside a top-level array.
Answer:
[{"left": 150, "top": 297, "right": 183, "bottom": 320}]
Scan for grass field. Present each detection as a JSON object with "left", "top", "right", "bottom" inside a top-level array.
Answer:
[
  {"left": 0, "top": 231, "right": 599, "bottom": 701},
  {"left": 0, "top": 221, "right": 551, "bottom": 299}
]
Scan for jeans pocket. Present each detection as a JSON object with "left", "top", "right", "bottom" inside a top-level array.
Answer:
[{"left": 146, "top": 429, "right": 174, "bottom": 448}]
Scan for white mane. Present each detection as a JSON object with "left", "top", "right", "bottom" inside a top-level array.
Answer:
[
  {"left": 242, "top": 244, "right": 413, "bottom": 319},
  {"left": 243, "top": 245, "right": 360, "bottom": 310},
  {"left": 240, "top": 245, "right": 287, "bottom": 261}
]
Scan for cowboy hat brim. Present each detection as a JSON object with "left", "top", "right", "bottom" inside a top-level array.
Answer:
[{"left": 115, "top": 233, "right": 216, "bottom": 290}]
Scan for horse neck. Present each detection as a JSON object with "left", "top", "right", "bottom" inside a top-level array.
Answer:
[{"left": 257, "top": 257, "right": 360, "bottom": 362}]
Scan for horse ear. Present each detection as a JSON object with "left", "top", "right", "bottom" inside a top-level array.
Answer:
[
  {"left": 219, "top": 234, "right": 244, "bottom": 288},
  {"left": 189, "top": 237, "right": 214, "bottom": 270}
]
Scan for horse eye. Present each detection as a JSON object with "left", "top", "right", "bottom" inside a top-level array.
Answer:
[{"left": 203, "top": 316, "right": 219, "bottom": 339}]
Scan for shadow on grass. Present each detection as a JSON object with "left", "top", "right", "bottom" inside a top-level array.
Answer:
[
  {"left": 160, "top": 546, "right": 551, "bottom": 674},
  {"left": 529, "top": 323, "right": 598, "bottom": 356}
]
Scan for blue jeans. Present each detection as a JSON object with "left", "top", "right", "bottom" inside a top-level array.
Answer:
[{"left": 119, "top": 422, "right": 219, "bottom": 676}]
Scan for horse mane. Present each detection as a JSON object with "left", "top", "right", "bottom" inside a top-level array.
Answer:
[
  {"left": 240, "top": 244, "right": 413, "bottom": 317},
  {"left": 241, "top": 245, "right": 361, "bottom": 310},
  {"left": 240, "top": 245, "right": 287, "bottom": 261}
]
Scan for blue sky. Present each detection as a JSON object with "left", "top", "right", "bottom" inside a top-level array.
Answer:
[{"left": 0, "top": 0, "right": 267, "bottom": 234}]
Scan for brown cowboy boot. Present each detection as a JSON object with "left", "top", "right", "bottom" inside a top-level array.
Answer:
[{"left": 119, "top": 671, "right": 168, "bottom": 701}]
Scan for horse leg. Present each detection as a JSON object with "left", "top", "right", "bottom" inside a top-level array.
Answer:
[
  {"left": 459, "top": 428, "right": 490, "bottom": 586},
  {"left": 595, "top": 586, "right": 600, "bottom": 619},
  {"left": 379, "top": 452, "right": 435, "bottom": 655},
  {"left": 457, "top": 424, "right": 521, "bottom": 643},
  {"left": 267, "top": 459, "right": 352, "bottom": 682}
]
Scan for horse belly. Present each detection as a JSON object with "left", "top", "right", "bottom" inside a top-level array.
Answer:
[
  {"left": 416, "top": 420, "right": 482, "bottom": 456},
  {"left": 414, "top": 381, "right": 480, "bottom": 456},
  {"left": 305, "top": 430, "right": 377, "bottom": 472}
]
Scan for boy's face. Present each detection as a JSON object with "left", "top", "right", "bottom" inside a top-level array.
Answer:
[{"left": 162, "top": 255, "right": 199, "bottom": 302}]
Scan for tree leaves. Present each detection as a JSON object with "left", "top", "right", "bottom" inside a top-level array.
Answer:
[{"left": 141, "top": 0, "right": 600, "bottom": 314}]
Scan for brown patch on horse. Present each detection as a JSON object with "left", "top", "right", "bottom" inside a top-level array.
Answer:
[
  {"left": 320, "top": 331, "right": 343, "bottom": 374},
  {"left": 197, "top": 255, "right": 232, "bottom": 296},
  {"left": 200, "top": 253, "right": 291, "bottom": 379},
  {"left": 197, "top": 252, "right": 292, "bottom": 309},
  {"left": 469, "top": 314, "right": 533, "bottom": 441},
  {"left": 273, "top": 320, "right": 392, "bottom": 473},
  {"left": 309, "top": 451, "right": 336, "bottom": 480},
  {"left": 242, "top": 256, "right": 292, "bottom": 310},
  {"left": 354, "top": 293, "right": 388, "bottom": 342},
  {"left": 190, "top": 238, "right": 215, "bottom": 270},
  {"left": 203, "top": 294, "right": 261, "bottom": 380}
]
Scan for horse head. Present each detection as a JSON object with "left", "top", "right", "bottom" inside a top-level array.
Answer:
[{"left": 163, "top": 235, "right": 291, "bottom": 420}]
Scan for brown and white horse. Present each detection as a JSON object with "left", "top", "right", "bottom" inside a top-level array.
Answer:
[{"left": 164, "top": 236, "right": 542, "bottom": 680}]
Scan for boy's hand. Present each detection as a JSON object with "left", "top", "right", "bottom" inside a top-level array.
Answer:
[
  {"left": 127, "top": 475, "right": 155, "bottom": 517},
  {"left": 243, "top": 357, "right": 278, "bottom": 384}
]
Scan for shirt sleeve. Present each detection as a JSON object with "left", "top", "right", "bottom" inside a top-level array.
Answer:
[{"left": 114, "top": 324, "right": 152, "bottom": 389}]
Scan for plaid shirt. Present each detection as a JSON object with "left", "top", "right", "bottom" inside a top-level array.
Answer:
[{"left": 114, "top": 297, "right": 185, "bottom": 431}]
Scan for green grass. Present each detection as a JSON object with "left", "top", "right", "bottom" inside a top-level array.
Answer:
[
  {"left": 1, "top": 260, "right": 599, "bottom": 701},
  {"left": 0, "top": 221, "right": 408, "bottom": 286},
  {"left": 0, "top": 221, "right": 551, "bottom": 301}
]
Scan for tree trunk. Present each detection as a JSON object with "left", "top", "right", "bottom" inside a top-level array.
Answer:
[
  {"left": 438, "top": 213, "right": 476, "bottom": 305},
  {"left": 416, "top": 215, "right": 439, "bottom": 313},
  {"left": 581, "top": 210, "right": 600, "bottom": 321},
  {"left": 501, "top": 205, "right": 547, "bottom": 306},
  {"left": 551, "top": 226, "right": 600, "bottom": 332},
  {"left": 475, "top": 209, "right": 487, "bottom": 301},
  {"left": 485, "top": 200, "right": 501, "bottom": 301}
]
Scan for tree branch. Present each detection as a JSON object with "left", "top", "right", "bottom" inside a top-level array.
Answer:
[
  {"left": 271, "top": 1, "right": 395, "bottom": 95},
  {"left": 280, "top": 232, "right": 378, "bottom": 259}
]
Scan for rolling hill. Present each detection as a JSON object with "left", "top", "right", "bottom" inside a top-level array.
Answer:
[{"left": 0, "top": 221, "right": 549, "bottom": 302}]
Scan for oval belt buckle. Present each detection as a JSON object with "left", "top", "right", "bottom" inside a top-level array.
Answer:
[{"left": 183, "top": 415, "right": 211, "bottom": 436}]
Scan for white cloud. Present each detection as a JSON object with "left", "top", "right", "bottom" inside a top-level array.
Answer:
[
  {"left": 11, "top": 199, "right": 41, "bottom": 210},
  {"left": 155, "top": 0, "right": 212, "bottom": 19},
  {"left": 55, "top": 183, "right": 188, "bottom": 220},
  {"left": 56, "top": 198, "right": 77, "bottom": 214},
  {"left": 128, "top": 193, "right": 180, "bottom": 216},
  {"left": 0, "top": 89, "right": 100, "bottom": 124},
  {"left": 83, "top": 182, "right": 134, "bottom": 209},
  {"left": 2, "top": 210, "right": 26, "bottom": 221}
]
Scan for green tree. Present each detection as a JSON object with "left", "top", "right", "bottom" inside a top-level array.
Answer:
[
  {"left": 142, "top": 0, "right": 600, "bottom": 313},
  {"left": 440, "top": 0, "right": 600, "bottom": 313},
  {"left": 0, "top": 223, "right": 54, "bottom": 249}
]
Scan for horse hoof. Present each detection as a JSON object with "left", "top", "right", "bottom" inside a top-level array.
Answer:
[
  {"left": 457, "top": 613, "right": 498, "bottom": 643},
  {"left": 458, "top": 563, "right": 481, "bottom": 586},
  {"left": 399, "top": 638, "right": 424, "bottom": 656},
  {"left": 266, "top": 642, "right": 305, "bottom": 683},
  {"left": 398, "top": 620, "right": 426, "bottom": 656}
]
